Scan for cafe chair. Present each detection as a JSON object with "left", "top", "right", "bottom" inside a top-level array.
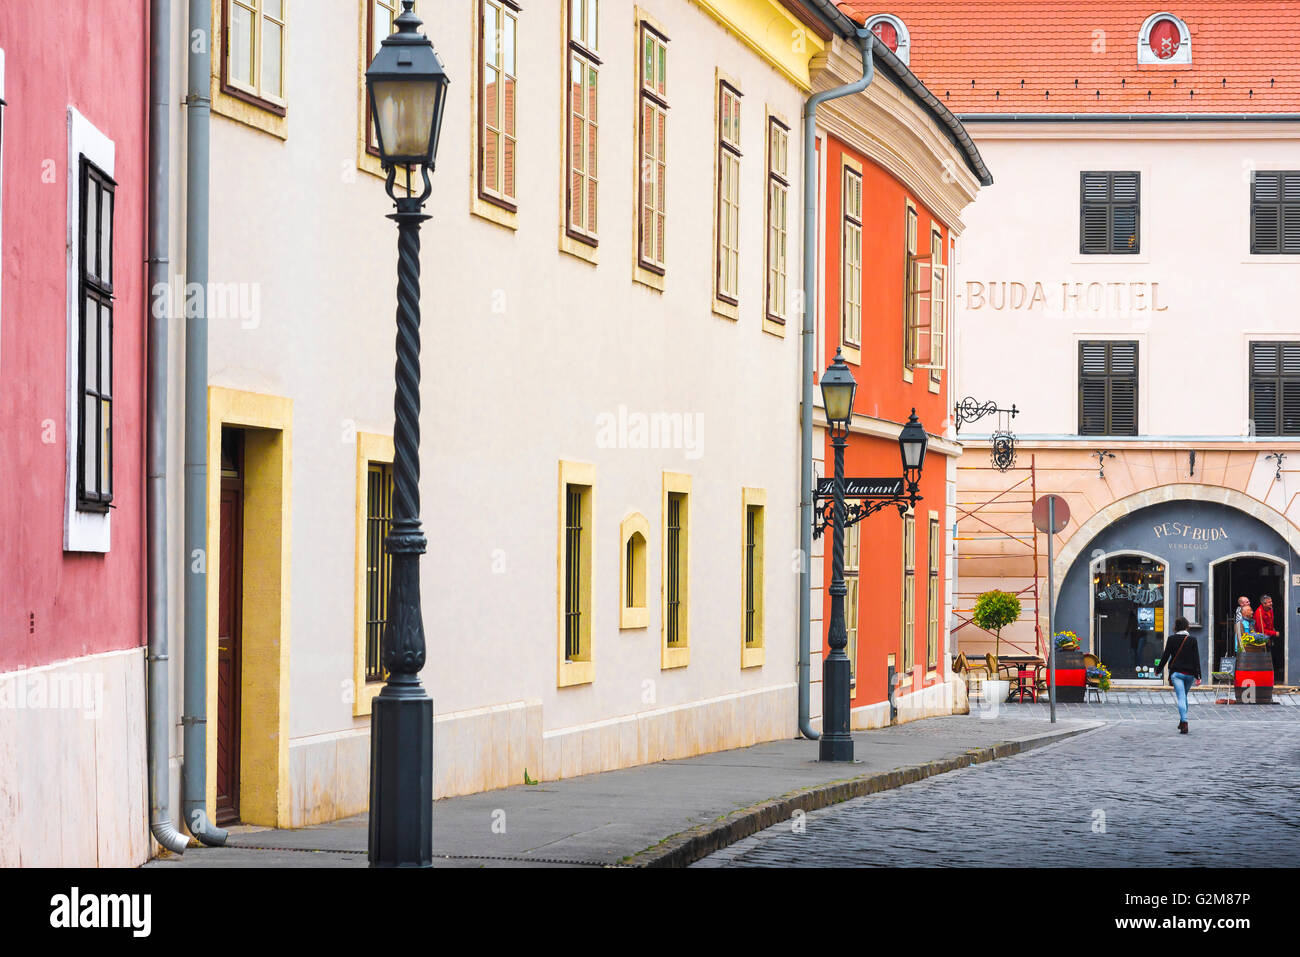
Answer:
[{"left": 1083, "top": 653, "right": 1106, "bottom": 702}]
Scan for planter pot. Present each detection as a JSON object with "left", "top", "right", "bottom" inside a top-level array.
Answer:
[
  {"left": 984, "top": 679, "right": 1010, "bottom": 705},
  {"left": 1049, "top": 649, "right": 1086, "bottom": 703},
  {"left": 1234, "top": 647, "right": 1274, "bottom": 704}
]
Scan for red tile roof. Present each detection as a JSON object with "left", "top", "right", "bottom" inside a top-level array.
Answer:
[{"left": 835, "top": 2, "right": 1300, "bottom": 113}]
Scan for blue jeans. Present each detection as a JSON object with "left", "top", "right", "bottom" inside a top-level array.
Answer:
[{"left": 1171, "top": 672, "right": 1195, "bottom": 722}]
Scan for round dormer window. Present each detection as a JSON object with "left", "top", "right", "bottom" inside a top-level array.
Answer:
[
  {"left": 864, "top": 14, "right": 910, "bottom": 65},
  {"left": 1148, "top": 17, "right": 1181, "bottom": 59},
  {"left": 1138, "top": 12, "right": 1191, "bottom": 64}
]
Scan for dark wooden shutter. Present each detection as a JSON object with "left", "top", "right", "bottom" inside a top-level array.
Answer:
[
  {"left": 1080, "top": 172, "right": 1140, "bottom": 254},
  {"left": 1079, "top": 341, "right": 1138, "bottom": 435},
  {"left": 1252, "top": 171, "right": 1300, "bottom": 254},
  {"left": 1252, "top": 341, "right": 1300, "bottom": 435}
]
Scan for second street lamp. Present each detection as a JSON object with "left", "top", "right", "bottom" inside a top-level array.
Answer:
[
  {"left": 364, "top": 0, "right": 449, "bottom": 869},
  {"left": 819, "top": 349, "right": 857, "bottom": 762}
]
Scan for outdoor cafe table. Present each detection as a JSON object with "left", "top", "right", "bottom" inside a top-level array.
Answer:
[{"left": 997, "top": 655, "right": 1045, "bottom": 701}]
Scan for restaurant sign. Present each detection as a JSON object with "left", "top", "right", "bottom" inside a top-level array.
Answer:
[
  {"left": 1152, "top": 521, "right": 1229, "bottom": 551},
  {"left": 816, "top": 477, "right": 905, "bottom": 499}
]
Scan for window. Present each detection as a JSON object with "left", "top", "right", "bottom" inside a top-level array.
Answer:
[
  {"left": 637, "top": 22, "right": 668, "bottom": 274},
  {"left": 77, "top": 158, "right": 115, "bottom": 512},
  {"left": 366, "top": 2, "right": 401, "bottom": 155},
  {"left": 479, "top": 0, "right": 519, "bottom": 207},
  {"left": 715, "top": 80, "right": 742, "bottom": 310},
  {"left": 865, "top": 14, "right": 910, "bottom": 64},
  {"left": 927, "top": 516, "right": 940, "bottom": 670},
  {"left": 1249, "top": 342, "right": 1300, "bottom": 436},
  {"left": 619, "top": 512, "right": 649, "bottom": 629},
  {"left": 1250, "top": 171, "right": 1300, "bottom": 255},
  {"left": 844, "top": 522, "right": 859, "bottom": 689},
  {"left": 1138, "top": 12, "right": 1190, "bottom": 64},
  {"left": 1079, "top": 340, "right": 1139, "bottom": 435},
  {"left": 1080, "top": 172, "right": 1140, "bottom": 254},
  {"left": 566, "top": 0, "right": 599, "bottom": 244},
  {"left": 353, "top": 433, "right": 393, "bottom": 715},
  {"left": 662, "top": 472, "right": 691, "bottom": 668},
  {"left": 842, "top": 166, "right": 863, "bottom": 349},
  {"left": 902, "top": 512, "right": 915, "bottom": 673},
  {"left": 223, "top": 0, "right": 287, "bottom": 111},
  {"left": 928, "top": 228, "right": 945, "bottom": 383},
  {"left": 903, "top": 203, "right": 918, "bottom": 370},
  {"left": 558, "top": 461, "right": 594, "bottom": 686},
  {"left": 765, "top": 116, "right": 789, "bottom": 328},
  {"left": 742, "top": 488, "right": 765, "bottom": 667}
]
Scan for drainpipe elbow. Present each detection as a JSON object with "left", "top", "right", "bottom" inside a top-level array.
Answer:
[
  {"left": 184, "top": 807, "right": 229, "bottom": 847},
  {"left": 151, "top": 819, "right": 191, "bottom": 855}
]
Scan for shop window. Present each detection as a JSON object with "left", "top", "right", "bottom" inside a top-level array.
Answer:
[
  {"left": 1093, "top": 554, "right": 1166, "bottom": 680},
  {"left": 1079, "top": 340, "right": 1138, "bottom": 435}
]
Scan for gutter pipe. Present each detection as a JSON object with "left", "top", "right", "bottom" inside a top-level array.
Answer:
[
  {"left": 146, "top": 0, "right": 189, "bottom": 856},
  {"left": 181, "top": 0, "right": 227, "bottom": 847},
  {"left": 797, "top": 27, "right": 874, "bottom": 741}
]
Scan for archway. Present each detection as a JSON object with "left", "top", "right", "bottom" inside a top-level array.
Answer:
[{"left": 1209, "top": 553, "right": 1288, "bottom": 679}]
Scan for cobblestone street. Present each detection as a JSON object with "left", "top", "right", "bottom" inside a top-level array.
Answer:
[{"left": 695, "top": 703, "right": 1300, "bottom": 867}]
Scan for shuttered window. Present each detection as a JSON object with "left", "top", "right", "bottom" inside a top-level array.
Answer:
[
  {"left": 1249, "top": 342, "right": 1300, "bottom": 436},
  {"left": 1251, "top": 171, "right": 1300, "bottom": 255},
  {"left": 1080, "top": 171, "right": 1140, "bottom": 254},
  {"left": 567, "top": 0, "right": 598, "bottom": 243},
  {"left": 1078, "top": 340, "right": 1139, "bottom": 435},
  {"left": 637, "top": 23, "right": 667, "bottom": 272}
]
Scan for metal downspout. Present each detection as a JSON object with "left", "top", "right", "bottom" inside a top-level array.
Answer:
[
  {"left": 798, "top": 29, "right": 875, "bottom": 740},
  {"left": 181, "top": 0, "right": 227, "bottom": 846},
  {"left": 146, "top": 0, "right": 188, "bottom": 856}
]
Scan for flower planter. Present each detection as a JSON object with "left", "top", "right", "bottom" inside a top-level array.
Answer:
[
  {"left": 984, "top": 679, "right": 1010, "bottom": 705},
  {"left": 1048, "top": 649, "right": 1086, "bottom": 703},
  {"left": 1234, "top": 646, "right": 1274, "bottom": 704}
]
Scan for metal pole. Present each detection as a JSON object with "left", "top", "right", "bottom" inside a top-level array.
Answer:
[
  {"left": 368, "top": 192, "right": 434, "bottom": 868},
  {"left": 820, "top": 430, "right": 853, "bottom": 761},
  {"left": 1047, "top": 497, "right": 1057, "bottom": 723}
]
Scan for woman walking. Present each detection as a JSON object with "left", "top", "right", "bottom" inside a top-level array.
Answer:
[{"left": 1157, "top": 617, "right": 1201, "bottom": 734}]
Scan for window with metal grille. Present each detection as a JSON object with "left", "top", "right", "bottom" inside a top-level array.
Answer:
[
  {"left": 744, "top": 503, "right": 765, "bottom": 646},
  {"left": 766, "top": 117, "right": 789, "bottom": 323},
  {"left": 927, "top": 517, "right": 940, "bottom": 669},
  {"left": 666, "top": 491, "right": 685, "bottom": 646},
  {"left": 842, "top": 167, "right": 862, "bottom": 348},
  {"left": 77, "top": 157, "right": 115, "bottom": 511},
  {"left": 567, "top": 0, "right": 598, "bottom": 242},
  {"left": 365, "top": 463, "right": 393, "bottom": 682},
  {"left": 479, "top": 0, "right": 519, "bottom": 207},
  {"left": 637, "top": 22, "right": 667, "bottom": 272},
  {"left": 903, "top": 204, "right": 918, "bottom": 368},
  {"left": 715, "top": 82, "right": 741, "bottom": 305},
  {"left": 902, "top": 513, "right": 915, "bottom": 672},
  {"left": 564, "top": 485, "right": 586, "bottom": 660},
  {"left": 1078, "top": 340, "right": 1138, "bottom": 435},
  {"left": 224, "top": 0, "right": 286, "bottom": 111},
  {"left": 1080, "top": 171, "right": 1139, "bottom": 254},
  {"left": 844, "top": 522, "right": 859, "bottom": 688},
  {"left": 1251, "top": 171, "right": 1300, "bottom": 255},
  {"left": 1249, "top": 342, "right": 1300, "bottom": 436}
]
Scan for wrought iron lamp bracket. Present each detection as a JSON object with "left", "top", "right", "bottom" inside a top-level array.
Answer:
[{"left": 813, "top": 487, "right": 920, "bottom": 539}]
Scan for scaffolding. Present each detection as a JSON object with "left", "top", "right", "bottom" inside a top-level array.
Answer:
[{"left": 951, "top": 453, "right": 1042, "bottom": 659}]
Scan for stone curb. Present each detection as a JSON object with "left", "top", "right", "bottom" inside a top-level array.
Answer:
[{"left": 621, "top": 720, "right": 1106, "bottom": 868}]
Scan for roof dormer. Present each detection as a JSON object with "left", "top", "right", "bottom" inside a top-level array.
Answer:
[
  {"left": 1138, "top": 12, "right": 1191, "bottom": 64},
  {"left": 865, "top": 14, "right": 910, "bottom": 65}
]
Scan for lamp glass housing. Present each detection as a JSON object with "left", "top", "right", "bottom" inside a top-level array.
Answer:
[
  {"left": 899, "top": 410, "right": 928, "bottom": 480},
  {"left": 820, "top": 352, "right": 858, "bottom": 427}
]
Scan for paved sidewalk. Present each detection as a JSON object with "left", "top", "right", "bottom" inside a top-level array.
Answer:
[{"left": 145, "top": 713, "right": 1098, "bottom": 869}]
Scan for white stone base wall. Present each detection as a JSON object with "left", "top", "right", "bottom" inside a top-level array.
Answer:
[
  {"left": 850, "top": 676, "right": 967, "bottom": 730},
  {"left": 288, "top": 684, "right": 798, "bottom": 826},
  {"left": 0, "top": 648, "right": 149, "bottom": 867}
]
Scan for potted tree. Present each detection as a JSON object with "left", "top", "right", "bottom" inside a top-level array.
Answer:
[{"left": 973, "top": 590, "right": 1021, "bottom": 704}]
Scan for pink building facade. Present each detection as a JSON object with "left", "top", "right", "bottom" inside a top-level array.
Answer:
[{"left": 0, "top": 2, "right": 152, "bottom": 865}]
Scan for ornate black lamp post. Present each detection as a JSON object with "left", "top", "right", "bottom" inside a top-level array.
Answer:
[
  {"left": 364, "top": 0, "right": 449, "bottom": 868},
  {"left": 819, "top": 350, "right": 858, "bottom": 762}
]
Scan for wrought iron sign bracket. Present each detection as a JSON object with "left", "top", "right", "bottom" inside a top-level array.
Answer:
[
  {"left": 952, "top": 397, "right": 1018, "bottom": 434},
  {"left": 813, "top": 486, "right": 921, "bottom": 540},
  {"left": 1267, "top": 451, "right": 1287, "bottom": 483},
  {"left": 1093, "top": 449, "right": 1117, "bottom": 479},
  {"left": 954, "top": 397, "right": 1020, "bottom": 472}
]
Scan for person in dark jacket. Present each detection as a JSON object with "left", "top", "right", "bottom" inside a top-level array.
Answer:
[{"left": 1156, "top": 617, "right": 1201, "bottom": 734}]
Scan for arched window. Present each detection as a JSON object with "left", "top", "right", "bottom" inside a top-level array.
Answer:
[
  {"left": 865, "top": 14, "right": 910, "bottom": 65},
  {"left": 1138, "top": 12, "right": 1191, "bottom": 64}
]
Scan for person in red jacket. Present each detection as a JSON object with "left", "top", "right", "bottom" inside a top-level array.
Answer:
[{"left": 1254, "top": 594, "right": 1280, "bottom": 644}]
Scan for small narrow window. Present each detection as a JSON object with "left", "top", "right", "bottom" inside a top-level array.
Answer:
[
  {"left": 478, "top": 0, "right": 520, "bottom": 207},
  {"left": 619, "top": 512, "right": 649, "bottom": 629},
  {"left": 765, "top": 117, "right": 789, "bottom": 325},
  {"left": 715, "top": 81, "right": 742, "bottom": 307},
  {"left": 741, "top": 488, "right": 766, "bottom": 666},
  {"left": 928, "top": 227, "right": 945, "bottom": 383},
  {"left": 927, "top": 516, "right": 940, "bottom": 670},
  {"left": 1250, "top": 171, "right": 1300, "bottom": 255},
  {"left": 666, "top": 494, "right": 685, "bottom": 644},
  {"left": 901, "top": 513, "right": 916, "bottom": 674},
  {"left": 1079, "top": 340, "right": 1139, "bottom": 435},
  {"left": 844, "top": 522, "right": 859, "bottom": 689},
  {"left": 365, "top": 462, "right": 393, "bottom": 683},
  {"left": 77, "top": 157, "right": 115, "bottom": 512},
  {"left": 558, "top": 461, "right": 594, "bottom": 686},
  {"left": 564, "top": 486, "right": 587, "bottom": 660},
  {"left": 637, "top": 22, "right": 667, "bottom": 273},
  {"left": 662, "top": 472, "right": 691, "bottom": 668},
  {"left": 566, "top": 0, "right": 599, "bottom": 243},
  {"left": 1080, "top": 171, "right": 1140, "bottom": 254},
  {"left": 1249, "top": 342, "right": 1300, "bottom": 437},
  {"left": 903, "top": 203, "right": 918, "bottom": 369},
  {"left": 842, "top": 167, "right": 863, "bottom": 348},
  {"left": 224, "top": 0, "right": 287, "bottom": 111}
]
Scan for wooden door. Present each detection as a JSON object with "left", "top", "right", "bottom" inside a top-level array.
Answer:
[{"left": 216, "top": 432, "right": 244, "bottom": 825}]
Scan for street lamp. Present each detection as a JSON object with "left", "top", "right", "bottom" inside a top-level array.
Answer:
[
  {"left": 899, "top": 408, "right": 928, "bottom": 498},
  {"left": 819, "top": 349, "right": 857, "bottom": 762},
  {"left": 364, "top": 0, "right": 449, "bottom": 869}
]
